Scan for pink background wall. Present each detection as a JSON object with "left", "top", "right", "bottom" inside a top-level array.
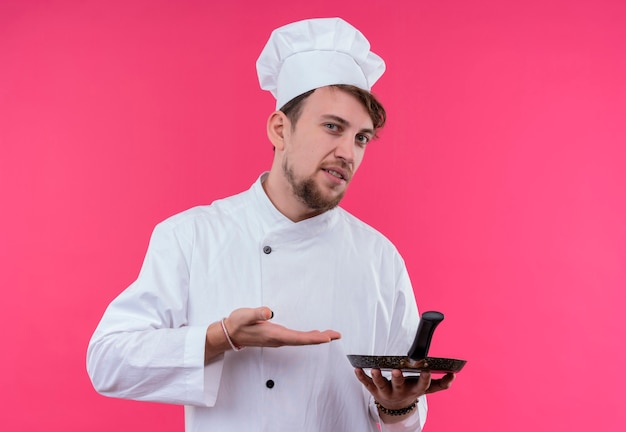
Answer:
[{"left": 1, "top": 0, "right": 624, "bottom": 430}]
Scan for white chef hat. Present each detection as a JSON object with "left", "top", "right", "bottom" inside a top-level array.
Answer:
[{"left": 257, "top": 17, "right": 386, "bottom": 109}]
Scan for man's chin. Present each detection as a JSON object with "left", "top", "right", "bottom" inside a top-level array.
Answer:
[
  {"left": 316, "top": 190, "right": 345, "bottom": 211},
  {"left": 288, "top": 170, "right": 347, "bottom": 213},
  {"left": 301, "top": 189, "right": 344, "bottom": 213}
]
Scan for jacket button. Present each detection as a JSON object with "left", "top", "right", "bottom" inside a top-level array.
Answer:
[
  {"left": 263, "top": 246, "right": 272, "bottom": 254},
  {"left": 266, "top": 379, "right": 275, "bottom": 389}
]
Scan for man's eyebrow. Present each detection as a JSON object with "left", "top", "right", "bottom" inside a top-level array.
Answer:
[{"left": 321, "top": 114, "right": 375, "bottom": 136}]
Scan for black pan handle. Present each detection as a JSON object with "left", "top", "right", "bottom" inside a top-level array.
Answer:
[{"left": 407, "top": 311, "right": 445, "bottom": 361}]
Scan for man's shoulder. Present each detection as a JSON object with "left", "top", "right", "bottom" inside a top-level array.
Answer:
[
  {"left": 335, "top": 207, "right": 398, "bottom": 252},
  {"left": 155, "top": 187, "right": 254, "bottom": 232}
]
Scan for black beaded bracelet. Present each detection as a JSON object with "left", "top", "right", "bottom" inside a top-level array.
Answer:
[{"left": 375, "top": 399, "right": 418, "bottom": 416}]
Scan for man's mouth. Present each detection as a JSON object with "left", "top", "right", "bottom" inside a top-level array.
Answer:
[{"left": 324, "top": 169, "right": 346, "bottom": 180}]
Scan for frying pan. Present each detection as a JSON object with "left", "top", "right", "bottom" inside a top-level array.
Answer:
[{"left": 347, "top": 311, "right": 466, "bottom": 373}]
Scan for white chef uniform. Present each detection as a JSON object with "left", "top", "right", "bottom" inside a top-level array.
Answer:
[{"left": 87, "top": 173, "right": 426, "bottom": 431}]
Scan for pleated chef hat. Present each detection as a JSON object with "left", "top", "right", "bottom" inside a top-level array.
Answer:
[{"left": 257, "top": 17, "right": 386, "bottom": 109}]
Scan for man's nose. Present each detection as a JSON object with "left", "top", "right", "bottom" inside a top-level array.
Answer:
[{"left": 334, "top": 134, "right": 355, "bottom": 165}]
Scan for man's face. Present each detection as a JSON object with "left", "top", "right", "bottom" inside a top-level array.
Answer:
[{"left": 280, "top": 86, "right": 375, "bottom": 214}]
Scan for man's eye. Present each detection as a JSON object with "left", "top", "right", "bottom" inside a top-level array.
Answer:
[
  {"left": 324, "top": 123, "right": 339, "bottom": 131},
  {"left": 356, "top": 134, "right": 370, "bottom": 145}
]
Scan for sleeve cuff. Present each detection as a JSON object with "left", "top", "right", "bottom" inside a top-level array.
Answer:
[
  {"left": 184, "top": 325, "right": 225, "bottom": 406},
  {"left": 373, "top": 394, "right": 427, "bottom": 432}
]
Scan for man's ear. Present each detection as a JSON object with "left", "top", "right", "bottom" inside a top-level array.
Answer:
[{"left": 267, "top": 111, "right": 290, "bottom": 151}]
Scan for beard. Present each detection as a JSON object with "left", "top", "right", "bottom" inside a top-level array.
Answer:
[{"left": 283, "top": 159, "right": 346, "bottom": 213}]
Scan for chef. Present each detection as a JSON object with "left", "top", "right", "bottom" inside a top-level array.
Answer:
[{"left": 87, "top": 17, "right": 454, "bottom": 432}]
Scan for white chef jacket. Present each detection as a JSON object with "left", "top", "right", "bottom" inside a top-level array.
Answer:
[{"left": 87, "top": 173, "right": 426, "bottom": 431}]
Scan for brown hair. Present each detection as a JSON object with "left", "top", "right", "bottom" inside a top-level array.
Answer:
[{"left": 279, "top": 84, "right": 387, "bottom": 131}]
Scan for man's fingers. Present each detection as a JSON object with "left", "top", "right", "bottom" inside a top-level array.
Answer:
[
  {"left": 229, "top": 307, "right": 260, "bottom": 325},
  {"left": 258, "top": 306, "right": 274, "bottom": 321},
  {"left": 419, "top": 370, "right": 432, "bottom": 393},
  {"left": 323, "top": 329, "right": 342, "bottom": 341},
  {"left": 390, "top": 368, "right": 406, "bottom": 391},
  {"left": 354, "top": 368, "right": 383, "bottom": 394},
  {"left": 354, "top": 368, "right": 373, "bottom": 386},
  {"left": 425, "top": 372, "right": 455, "bottom": 394},
  {"left": 280, "top": 329, "right": 341, "bottom": 345},
  {"left": 370, "top": 368, "right": 390, "bottom": 390},
  {"left": 440, "top": 372, "right": 455, "bottom": 389}
]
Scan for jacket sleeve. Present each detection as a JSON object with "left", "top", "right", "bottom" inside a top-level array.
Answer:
[
  {"left": 86, "top": 219, "right": 224, "bottom": 406},
  {"left": 373, "top": 253, "right": 427, "bottom": 432}
]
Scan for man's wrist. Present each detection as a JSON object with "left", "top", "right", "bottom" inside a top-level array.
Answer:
[
  {"left": 204, "top": 321, "right": 234, "bottom": 364},
  {"left": 375, "top": 399, "right": 418, "bottom": 416},
  {"left": 221, "top": 318, "right": 245, "bottom": 351}
]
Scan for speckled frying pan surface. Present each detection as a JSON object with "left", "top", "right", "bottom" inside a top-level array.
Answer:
[{"left": 346, "top": 355, "right": 466, "bottom": 373}]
